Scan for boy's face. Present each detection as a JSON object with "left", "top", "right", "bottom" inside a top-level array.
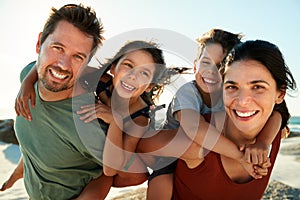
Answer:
[{"left": 194, "top": 43, "right": 224, "bottom": 94}]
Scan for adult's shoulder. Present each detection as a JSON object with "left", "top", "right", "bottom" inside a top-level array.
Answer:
[{"left": 20, "top": 61, "right": 36, "bottom": 82}]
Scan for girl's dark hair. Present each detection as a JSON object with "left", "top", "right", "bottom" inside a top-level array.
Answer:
[
  {"left": 223, "top": 40, "right": 297, "bottom": 129},
  {"left": 195, "top": 29, "right": 243, "bottom": 64},
  {"left": 40, "top": 4, "right": 104, "bottom": 60}
]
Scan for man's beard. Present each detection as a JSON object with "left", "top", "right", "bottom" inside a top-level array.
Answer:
[{"left": 40, "top": 77, "right": 73, "bottom": 92}]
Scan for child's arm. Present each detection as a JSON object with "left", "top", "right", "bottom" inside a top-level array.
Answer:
[
  {"left": 244, "top": 111, "right": 282, "bottom": 165},
  {"left": 102, "top": 114, "right": 125, "bottom": 176},
  {"left": 177, "top": 109, "right": 263, "bottom": 178},
  {"left": 15, "top": 65, "right": 38, "bottom": 121},
  {"left": 177, "top": 109, "right": 244, "bottom": 161}
]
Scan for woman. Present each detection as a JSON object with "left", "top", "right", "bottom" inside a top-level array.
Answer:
[{"left": 172, "top": 40, "right": 297, "bottom": 199}]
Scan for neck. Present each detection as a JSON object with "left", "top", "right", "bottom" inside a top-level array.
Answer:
[
  {"left": 224, "top": 118, "right": 257, "bottom": 146},
  {"left": 110, "top": 93, "right": 145, "bottom": 117}
]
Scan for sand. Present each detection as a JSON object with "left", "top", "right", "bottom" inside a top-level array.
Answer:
[{"left": 1, "top": 134, "right": 300, "bottom": 199}]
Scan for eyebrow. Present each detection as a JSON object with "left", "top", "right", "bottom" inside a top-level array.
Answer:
[{"left": 224, "top": 80, "right": 270, "bottom": 85}]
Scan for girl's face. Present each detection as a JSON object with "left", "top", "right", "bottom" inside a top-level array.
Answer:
[
  {"left": 223, "top": 60, "right": 285, "bottom": 139},
  {"left": 194, "top": 43, "right": 224, "bottom": 94},
  {"left": 110, "top": 50, "right": 156, "bottom": 99}
]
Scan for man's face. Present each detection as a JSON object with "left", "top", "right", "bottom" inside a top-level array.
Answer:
[{"left": 36, "top": 20, "right": 94, "bottom": 93}]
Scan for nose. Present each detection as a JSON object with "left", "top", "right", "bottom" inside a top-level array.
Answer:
[
  {"left": 57, "top": 56, "right": 72, "bottom": 70},
  {"left": 127, "top": 69, "right": 137, "bottom": 80},
  {"left": 237, "top": 89, "right": 252, "bottom": 106},
  {"left": 206, "top": 64, "right": 219, "bottom": 75}
]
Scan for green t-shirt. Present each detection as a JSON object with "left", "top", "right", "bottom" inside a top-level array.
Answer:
[{"left": 15, "top": 62, "right": 107, "bottom": 199}]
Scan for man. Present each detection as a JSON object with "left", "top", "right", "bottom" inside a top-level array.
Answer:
[{"left": 1, "top": 4, "right": 110, "bottom": 199}]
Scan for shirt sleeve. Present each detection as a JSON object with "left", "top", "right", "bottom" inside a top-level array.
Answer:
[
  {"left": 20, "top": 61, "right": 36, "bottom": 82},
  {"left": 169, "top": 82, "right": 203, "bottom": 117}
]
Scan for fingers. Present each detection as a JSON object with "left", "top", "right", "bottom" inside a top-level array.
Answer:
[
  {"left": 77, "top": 104, "right": 95, "bottom": 115},
  {"left": 245, "top": 147, "right": 269, "bottom": 165},
  {"left": 244, "top": 148, "right": 251, "bottom": 163},
  {"left": 254, "top": 166, "right": 268, "bottom": 177},
  {"left": 15, "top": 94, "right": 33, "bottom": 121}
]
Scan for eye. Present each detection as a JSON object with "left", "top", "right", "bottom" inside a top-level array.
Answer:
[
  {"left": 224, "top": 84, "right": 238, "bottom": 91},
  {"left": 253, "top": 85, "right": 265, "bottom": 90},
  {"left": 201, "top": 60, "right": 211, "bottom": 66},
  {"left": 52, "top": 45, "right": 63, "bottom": 52},
  {"left": 140, "top": 70, "right": 150, "bottom": 77},
  {"left": 122, "top": 62, "right": 133, "bottom": 68},
  {"left": 73, "top": 54, "right": 84, "bottom": 62}
]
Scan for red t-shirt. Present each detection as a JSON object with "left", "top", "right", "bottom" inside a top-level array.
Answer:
[{"left": 173, "top": 131, "right": 281, "bottom": 200}]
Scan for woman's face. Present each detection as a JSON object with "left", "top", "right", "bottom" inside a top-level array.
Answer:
[
  {"left": 223, "top": 60, "right": 285, "bottom": 138},
  {"left": 110, "top": 50, "right": 156, "bottom": 99},
  {"left": 194, "top": 43, "right": 224, "bottom": 94}
]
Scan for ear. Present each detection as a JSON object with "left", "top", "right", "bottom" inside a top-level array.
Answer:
[
  {"left": 145, "top": 83, "right": 154, "bottom": 93},
  {"left": 275, "top": 91, "right": 285, "bottom": 104},
  {"left": 110, "top": 65, "right": 116, "bottom": 75},
  {"left": 36, "top": 32, "right": 43, "bottom": 53},
  {"left": 193, "top": 60, "right": 197, "bottom": 74}
]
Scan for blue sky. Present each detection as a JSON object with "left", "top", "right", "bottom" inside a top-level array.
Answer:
[{"left": 0, "top": 0, "right": 299, "bottom": 117}]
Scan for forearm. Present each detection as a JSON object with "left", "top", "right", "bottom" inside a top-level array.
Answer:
[
  {"left": 103, "top": 120, "right": 124, "bottom": 175},
  {"left": 23, "top": 64, "right": 38, "bottom": 84},
  {"left": 180, "top": 112, "right": 243, "bottom": 161},
  {"left": 256, "top": 111, "right": 281, "bottom": 145}
]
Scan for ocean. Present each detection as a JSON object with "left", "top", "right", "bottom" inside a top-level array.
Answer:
[{"left": 290, "top": 116, "right": 300, "bottom": 133}]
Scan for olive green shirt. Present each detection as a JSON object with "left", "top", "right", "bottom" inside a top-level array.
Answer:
[{"left": 15, "top": 62, "right": 107, "bottom": 199}]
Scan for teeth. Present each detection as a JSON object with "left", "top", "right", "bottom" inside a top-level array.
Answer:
[
  {"left": 51, "top": 69, "right": 67, "bottom": 79},
  {"left": 236, "top": 110, "right": 256, "bottom": 117},
  {"left": 121, "top": 81, "right": 135, "bottom": 91},
  {"left": 203, "top": 78, "right": 217, "bottom": 84}
]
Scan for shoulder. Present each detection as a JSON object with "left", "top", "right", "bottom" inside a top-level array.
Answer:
[{"left": 20, "top": 61, "right": 36, "bottom": 82}]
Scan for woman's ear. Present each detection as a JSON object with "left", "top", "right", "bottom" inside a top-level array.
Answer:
[
  {"left": 275, "top": 91, "right": 286, "bottom": 104},
  {"left": 36, "top": 32, "right": 43, "bottom": 53}
]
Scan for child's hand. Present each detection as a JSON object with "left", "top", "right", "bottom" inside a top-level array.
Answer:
[
  {"left": 253, "top": 158, "right": 271, "bottom": 178},
  {"left": 15, "top": 81, "right": 36, "bottom": 121},
  {"left": 240, "top": 141, "right": 270, "bottom": 165},
  {"left": 77, "top": 100, "right": 113, "bottom": 123},
  {"left": 239, "top": 159, "right": 261, "bottom": 179}
]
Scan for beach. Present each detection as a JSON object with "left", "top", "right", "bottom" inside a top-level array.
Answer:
[{"left": 1, "top": 129, "right": 300, "bottom": 199}]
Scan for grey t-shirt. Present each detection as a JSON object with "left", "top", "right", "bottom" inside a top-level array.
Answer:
[{"left": 164, "top": 81, "right": 224, "bottom": 129}]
